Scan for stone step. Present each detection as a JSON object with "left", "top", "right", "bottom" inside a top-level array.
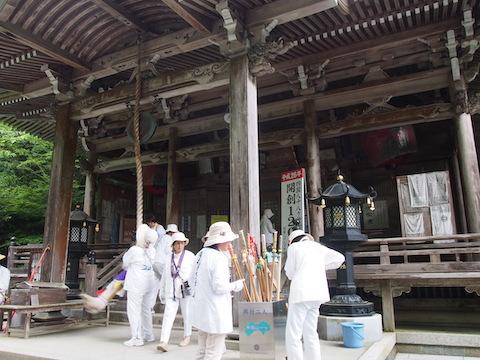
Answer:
[{"left": 395, "top": 328, "right": 480, "bottom": 357}]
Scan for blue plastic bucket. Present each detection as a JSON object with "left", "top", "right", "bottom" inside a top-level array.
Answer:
[{"left": 341, "top": 322, "right": 365, "bottom": 348}]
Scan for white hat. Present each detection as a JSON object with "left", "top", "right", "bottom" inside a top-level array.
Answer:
[
  {"left": 203, "top": 222, "right": 238, "bottom": 247},
  {"left": 0, "top": 254, "right": 5, "bottom": 261},
  {"left": 288, "top": 229, "right": 314, "bottom": 244},
  {"left": 166, "top": 224, "right": 179, "bottom": 233},
  {"left": 264, "top": 209, "right": 274, "bottom": 218},
  {"left": 171, "top": 231, "right": 189, "bottom": 246},
  {"left": 136, "top": 224, "right": 158, "bottom": 247}
]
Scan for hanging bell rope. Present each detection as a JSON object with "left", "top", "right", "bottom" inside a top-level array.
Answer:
[{"left": 133, "top": 40, "right": 144, "bottom": 229}]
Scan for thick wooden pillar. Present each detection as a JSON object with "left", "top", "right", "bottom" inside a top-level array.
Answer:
[
  {"left": 83, "top": 150, "right": 97, "bottom": 218},
  {"left": 452, "top": 80, "right": 480, "bottom": 233},
  {"left": 304, "top": 99, "right": 324, "bottom": 241},
  {"left": 167, "top": 127, "right": 179, "bottom": 225},
  {"left": 229, "top": 55, "right": 261, "bottom": 242},
  {"left": 41, "top": 104, "right": 77, "bottom": 283}
]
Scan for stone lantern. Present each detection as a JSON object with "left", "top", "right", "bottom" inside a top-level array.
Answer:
[
  {"left": 66, "top": 204, "right": 99, "bottom": 299},
  {"left": 310, "top": 171, "right": 377, "bottom": 316}
]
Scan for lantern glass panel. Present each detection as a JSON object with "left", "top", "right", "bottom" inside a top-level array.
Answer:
[
  {"left": 345, "top": 205, "right": 359, "bottom": 227},
  {"left": 332, "top": 205, "right": 345, "bottom": 227},
  {"left": 71, "top": 227, "right": 80, "bottom": 242}
]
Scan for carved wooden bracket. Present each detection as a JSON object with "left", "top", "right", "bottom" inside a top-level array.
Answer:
[
  {"left": 363, "top": 284, "right": 412, "bottom": 298},
  {"left": 154, "top": 94, "right": 189, "bottom": 124},
  {"left": 247, "top": 37, "right": 294, "bottom": 77}
]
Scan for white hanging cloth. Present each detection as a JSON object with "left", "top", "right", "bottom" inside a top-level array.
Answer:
[
  {"left": 427, "top": 172, "right": 449, "bottom": 205},
  {"left": 408, "top": 174, "right": 428, "bottom": 207},
  {"left": 404, "top": 213, "right": 425, "bottom": 237},
  {"left": 430, "top": 204, "right": 453, "bottom": 238}
]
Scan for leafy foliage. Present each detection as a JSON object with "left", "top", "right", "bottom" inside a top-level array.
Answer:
[{"left": 0, "top": 123, "right": 85, "bottom": 251}]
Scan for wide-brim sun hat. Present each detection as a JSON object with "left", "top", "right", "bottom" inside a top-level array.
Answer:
[
  {"left": 203, "top": 221, "right": 238, "bottom": 247},
  {"left": 166, "top": 224, "right": 179, "bottom": 233},
  {"left": 288, "top": 229, "right": 314, "bottom": 244},
  {"left": 171, "top": 231, "right": 189, "bottom": 246}
]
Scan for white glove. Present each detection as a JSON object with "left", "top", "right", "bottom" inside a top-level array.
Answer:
[{"left": 232, "top": 279, "right": 245, "bottom": 293}]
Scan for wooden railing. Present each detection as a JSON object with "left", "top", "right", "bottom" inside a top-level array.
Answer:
[
  {"left": 6, "top": 243, "right": 129, "bottom": 291},
  {"left": 332, "top": 233, "right": 480, "bottom": 332}
]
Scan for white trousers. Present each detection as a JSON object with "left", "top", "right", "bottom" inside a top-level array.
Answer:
[
  {"left": 285, "top": 300, "right": 322, "bottom": 360},
  {"left": 126, "top": 290, "right": 154, "bottom": 339},
  {"left": 160, "top": 296, "right": 192, "bottom": 343},
  {"left": 146, "top": 275, "right": 161, "bottom": 312},
  {"left": 194, "top": 330, "right": 225, "bottom": 360}
]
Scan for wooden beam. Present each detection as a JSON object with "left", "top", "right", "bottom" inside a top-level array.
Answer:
[
  {"left": 92, "top": 102, "right": 454, "bottom": 174},
  {"left": 92, "top": 68, "right": 451, "bottom": 154},
  {"left": 89, "top": 0, "right": 150, "bottom": 34},
  {"left": 0, "top": 22, "right": 90, "bottom": 71},
  {"left": 247, "top": 0, "right": 338, "bottom": 27},
  {"left": 162, "top": 0, "right": 212, "bottom": 34}
]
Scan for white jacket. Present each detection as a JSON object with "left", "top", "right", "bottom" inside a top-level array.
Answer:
[
  {"left": 284, "top": 239, "right": 344, "bottom": 304},
  {"left": 122, "top": 245, "right": 155, "bottom": 294},
  {"left": 159, "top": 249, "right": 195, "bottom": 300},
  {"left": 153, "top": 233, "right": 172, "bottom": 277},
  {"left": 189, "top": 247, "right": 243, "bottom": 334}
]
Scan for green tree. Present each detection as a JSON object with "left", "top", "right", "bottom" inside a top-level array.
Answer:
[{"left": 0, "top": 123, "right": 85, "bottom": 250}]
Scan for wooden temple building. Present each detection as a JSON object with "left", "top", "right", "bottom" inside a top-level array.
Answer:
[{"left": 1, "top": 0, "right": 480, "bottom": 332}]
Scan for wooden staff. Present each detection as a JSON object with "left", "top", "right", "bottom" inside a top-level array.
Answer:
[
  {"left": 252, "top": 235, "right": 268, "bottom": 301},
  {"left": 227, "top": 243, "right": 251, "bottom": 302},
  {"left": 240, "top": 230, "right": 260, "bottom": 302},
  {"left": 270, "top": 231, "right": 278, "bottom": 302},
  {"left": 260, "top": 235, "right": 268, "bottom": 301},
  {"left": 276, "top": 235, "right": 283, "bottom": 301},
  {"left": 247, "top": 234, "right": 265, "bottom": 301}
]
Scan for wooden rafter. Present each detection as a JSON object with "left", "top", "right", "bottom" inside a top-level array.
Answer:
[
  {"left": 0, "top": 22, "right": 90, "bottom": 71},
  {"left": 89, "top": 0, "right": 151, "bottom": 34},
  {"left": 162, "top": 0, "right": 212, "bottom": 34}
]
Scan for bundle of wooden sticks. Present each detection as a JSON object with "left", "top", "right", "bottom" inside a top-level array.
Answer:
[{"left": 227, "top": 230, "right": 283, "bottom": 302}]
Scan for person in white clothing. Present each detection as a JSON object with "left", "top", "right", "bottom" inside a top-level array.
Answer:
[
  {"left": 189, "top": 221, "right": 245, "bottom": 360},
  {"left": 284, "top": 229, "right": 345, "bottom": 360},
  {"left": 157, "top": 232, "right": 195, "bottom": 352},
  {"left": 0, "top": 254, "right": 10, "bottom": 305},
  {"left": 260, "top": 208, "right": 276, "bottom": 251},
  {"left": 153, "top": 223, "right": 179, "bottom": 278},
  {"left": 145, "top": 214, "right": 167, "bottom": 311},
  {"left": 122, "top": 224, "right": 158, "bottom": 347}
]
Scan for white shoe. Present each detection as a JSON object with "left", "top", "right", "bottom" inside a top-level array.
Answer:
[
  {"left": 179, "top": 336, "right": 190, "bottom": 347},
  {"left": 157, "top": 342, "right": 168, "bottom": 352},
  {"left": 144, "top": 335, "right": 155, "bottom": 342},
  {"left": 123, "top": 338, "right": 144, "bottom": 347}
]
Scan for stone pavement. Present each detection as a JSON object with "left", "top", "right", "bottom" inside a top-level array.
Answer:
[{"left": 0, "top": 323, "right": 395, "bottom": 360}]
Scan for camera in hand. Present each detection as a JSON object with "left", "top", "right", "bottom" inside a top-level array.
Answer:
[{"left": 181, "top": 280, "right": 191, "bottom": 297}]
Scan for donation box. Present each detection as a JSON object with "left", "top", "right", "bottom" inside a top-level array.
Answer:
[{"left": 239, "top": 300, "right": 287, "bottom": 359}]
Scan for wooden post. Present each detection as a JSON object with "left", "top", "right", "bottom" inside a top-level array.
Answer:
[
  {"left": 229, "top": 54, "right": 260, "bottom": 243},
  {"left": 167, "top": 127, "right": 179, "bottom": 225},
  {"left": 229, "top": 54, "right": 261, "bottom": 326},
  {"left": 381, "top": 280, "right": 395, "bottom": 332},
  {"left": 40, "top": 104, "right": 77, "bottom": 283},
  {"left": 304, "top": 99, "right": 324, "bottom": 241},
  {"left": 84, "top": 150, "right": 97, "bottom": 245},
  {"left": 451, "top": 79, "right": 480, "bottom": 233},
  {"left": 84, "top": 264, "right": 98, "bottom": 296}
]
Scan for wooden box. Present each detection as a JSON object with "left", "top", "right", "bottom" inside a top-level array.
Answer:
[{"left": 10, "top": 282, "right": 68, "bottom": 305}]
